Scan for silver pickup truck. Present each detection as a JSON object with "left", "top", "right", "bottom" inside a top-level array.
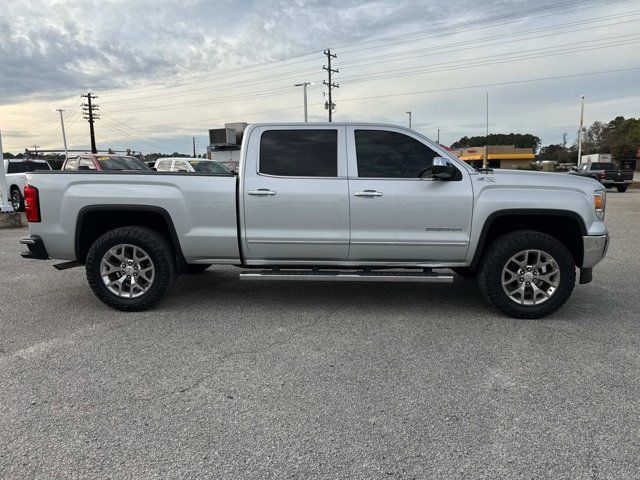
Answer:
[{"left": 20, "top": 123, "right": 609, "bottom": 318}]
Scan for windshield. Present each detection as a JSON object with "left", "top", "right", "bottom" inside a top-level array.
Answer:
[
  {"left": 6, "top": 161, "right": 51, "bottom": 174},
  {"left": 592, "top": 162, "right": 616, "bottom": 171},
  {"left": 96, "top": 156, "right": 150, "bottom": 171},
  {"left": 189, "top": 160, "right": 230, "bottom": 174}
]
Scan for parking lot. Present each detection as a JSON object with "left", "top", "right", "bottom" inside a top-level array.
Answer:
[{"left": 1, "top": 191, "right": 639, "bottom": 479}]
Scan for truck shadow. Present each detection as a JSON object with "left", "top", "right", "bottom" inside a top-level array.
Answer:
[{"left": 163, "top": 268, "right": 489, "bottom": 317}]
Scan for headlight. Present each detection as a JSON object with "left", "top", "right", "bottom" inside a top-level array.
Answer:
[{"left": 594, "top": 189, "right": 606, "bottom": 219}]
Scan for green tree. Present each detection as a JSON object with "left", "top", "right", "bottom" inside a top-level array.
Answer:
[{"left": 451, "top": 133, "right": 540, "bottom": 150}]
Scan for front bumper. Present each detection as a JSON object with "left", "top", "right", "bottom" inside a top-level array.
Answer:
[
  {"left": 582, "top": 234, "right": 609, "bottom": 269},
  {"left": 601, "top": 179, "right": 633, "bottom": 185},
  {"left": 20, "top": 235, "right": 49, "bottom": 260}
]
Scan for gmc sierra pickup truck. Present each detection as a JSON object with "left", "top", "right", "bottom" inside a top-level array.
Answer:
[
  {"left": 20, "top": 123, "right": 609, "bottom": 319},
  {"left": 569, "top": 162, "right": 634, "bottom": 192}
]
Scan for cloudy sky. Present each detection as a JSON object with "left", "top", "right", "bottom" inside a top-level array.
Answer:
[{"left": 1, "top": 0, "right": 639, "bottom": 154}]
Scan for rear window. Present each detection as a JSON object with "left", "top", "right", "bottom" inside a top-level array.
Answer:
[
  {"left": 592, "top": 163, "right": 615, "bottom": 170},
  {"left": 97, "top": 156, "right": 150, "bottom": 171},
  {"left": 259, "top": 130, "right": 338, "bottom": 177},
  {"left": 6, "top": 161, "right": 51, "bottom": 174},
  {"left": 189, "top": 160, "right": 230, "bottom": 174}
]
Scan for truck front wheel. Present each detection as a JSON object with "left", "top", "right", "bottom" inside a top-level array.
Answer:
[
  {"left": 477, "top": 230, "right": 575, "bottom": 319},
  {"left": 85, "top": 227, "right": 176, "bottom": 311},
  {"left": 617, "top": 185, "right": 628, "bottom": 193}
]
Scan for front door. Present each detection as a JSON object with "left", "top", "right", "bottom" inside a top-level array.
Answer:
[
  {"left": 242, "top": 126, "right": 350, "bottom": 262},
  {"left": 346, "top": 126, "right": 473, "bottom": 263}
]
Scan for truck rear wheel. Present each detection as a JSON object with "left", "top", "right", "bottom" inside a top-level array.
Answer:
[
  {"left": 477, "top": 230, "right": 575, "bottom": 319},
  {"left": 617, "top": 185, "right": 628, "bottom": 193},
  {"left": 86, "top": 227, "right": 176, "bottom": 311}
]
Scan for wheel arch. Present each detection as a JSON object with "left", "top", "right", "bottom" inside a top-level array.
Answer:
[
  {"left": 470, "top": 209, "right": 587, "bottom": 269},
  {"left": 75, "top": 205, "right": 186, "bottom": 267}
]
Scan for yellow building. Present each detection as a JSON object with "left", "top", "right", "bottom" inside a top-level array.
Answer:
[{"left": 450, "top": 146, "right": 535, "bottom": 170}]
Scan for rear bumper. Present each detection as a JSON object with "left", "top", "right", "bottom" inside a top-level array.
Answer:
[
  {"left": 20, "top": 235, "right": 49, "bottom": 260},
  {"left": 582, "top": 234, "right": 609, "bottom": 269},
  {"left": 600, "top": 179, "right": 633, "bottom": 185}
]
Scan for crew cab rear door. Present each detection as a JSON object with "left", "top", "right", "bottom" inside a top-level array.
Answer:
[
  {"left": 242, "top": 126, "right": 350, "bottom": 261},
  {"left": 346, "top": 126, "right": 473, "bottom": 262}
]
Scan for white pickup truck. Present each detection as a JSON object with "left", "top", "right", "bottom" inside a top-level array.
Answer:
[
  {"left": 20, "top": 123, "right": 609, "bottom": 318},
  {"left": 3, "top": 159, "right": 52, "bottom": 211}
]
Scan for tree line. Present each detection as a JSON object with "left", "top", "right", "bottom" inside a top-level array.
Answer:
[{"left": 450, "top": 116, "right": 640, "bottom": 164}]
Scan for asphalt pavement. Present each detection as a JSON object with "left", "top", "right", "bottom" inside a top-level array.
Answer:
[{"left": 1, "top": 191, "right": 639, "bottom": 479}]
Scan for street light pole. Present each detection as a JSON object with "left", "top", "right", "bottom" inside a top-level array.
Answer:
[
  {"left": 483, "top": 92, "right": 489, "bottom": 169},
  {"left": 56, "top": 109, "right": 68, "bottom": 158},
  {"left": 294, "top": 82, "right": 314, "bottom": 122},
  {"left": 577, "top": 95, "right": 585, "bottom": 164},
  {"left": 406, "top": 111, "right": 412, "bottom": 129},
  {"left": 0, "top": 130, "right": 12, "bottom": 212}
]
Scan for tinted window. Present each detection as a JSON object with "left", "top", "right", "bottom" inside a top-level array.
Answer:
[
  {"left": 355, "top": 130, "right": 438, "bottom": 178},
  {"left": 592, "top": 162, "right": 615, "bottom": 171},
  {"left": 189, "top": 160, "right": 230, "bottom": 174},
  {"left": 96, "top": 156, "right": 149, "bottom": 171},
  {"left": 79, "top": 158, "right": 97, "bottom": 170},
  {"left": 7, "top": 161, "right": 50, "bottom": 173},
  {"left": 64, "top": 158, "right": 79, "bottom": 170},
  {"left": 260, "top": 130, "right": 337, "bottom": 177}
]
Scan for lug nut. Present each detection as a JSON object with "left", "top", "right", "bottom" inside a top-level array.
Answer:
[
  {"left": 519, "top": 278, "right": 524, "bottom": 282},
  {"left": 526, "top": 281, "right": 530, "bottom": 286},
  {"left": 527, "top": 267, "right": 532, "bottom": 271}
]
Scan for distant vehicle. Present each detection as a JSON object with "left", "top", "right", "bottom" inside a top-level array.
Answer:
[
  {"left": 3, "top": 159, "right": 52, "bottom": 211},
  {"left": 154, "top": 157, "right": 231, "bottom": 174},
  {"left": 61, "top": 154, "right": 150, "bottom": 172},
  {"left": 581, "top": 153, "right": 612, "bottom": 164},
  {"left": 21, "top": 122, "right": 609, "bottom": 319},
  {"left": 569, "top": 162, "right": 634, "bottom": 192}
]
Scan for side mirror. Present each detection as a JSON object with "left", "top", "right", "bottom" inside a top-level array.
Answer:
[{"left": 431, "top": 157, "right": 457, "bottom": 180}]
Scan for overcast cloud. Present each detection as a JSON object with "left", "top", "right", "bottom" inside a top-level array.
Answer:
[{"left": 1, "top": 0, "right": 639, "bottom": 152}]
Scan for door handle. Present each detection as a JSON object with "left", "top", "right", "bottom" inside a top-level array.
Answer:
[
  {"left": 354, "top": 190, "right": 383, "bottom": 197},
  {"left": 248, "top": 189, "right": 277, "bottom": 196}
]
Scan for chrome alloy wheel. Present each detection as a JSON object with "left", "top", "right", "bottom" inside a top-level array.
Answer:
[
  {"left": 100, "top": 244, "right": 155, "bottom": 299},
  {"left": 501, "top": 249, "right": 560, "bottom": 306}
]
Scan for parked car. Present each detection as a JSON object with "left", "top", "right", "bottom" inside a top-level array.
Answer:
[
  {"left": 154, "top": 157, "right": 231, "bottom": 174},
  {"left": 3, "top": 159, "right": 52, "bottom": 211},
  {"left": 569, "top": 162, "right": 633, "bottom": 192},
  {"left": 20, "top": 123, "right": 609, "bottom": 319},
  {"left": 61, "top": 153, "right": 150, "bottom": 172}
]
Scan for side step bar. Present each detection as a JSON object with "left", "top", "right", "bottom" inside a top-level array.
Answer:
[{"left": 239, "top": 269, "right": 454, "bottom": 283}]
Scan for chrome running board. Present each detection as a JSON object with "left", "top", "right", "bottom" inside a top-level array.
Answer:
[{"left": 239, "top": 269, "right": 454, "bottom": 283}]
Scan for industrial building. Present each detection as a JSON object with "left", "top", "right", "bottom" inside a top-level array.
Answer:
[{"left": 207, "top": 122, "right": 247, "bottom": 172}]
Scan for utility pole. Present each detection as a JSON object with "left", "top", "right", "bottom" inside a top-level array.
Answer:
[
  {"left": 406, "top": 111, "right": 412, "bottom": 129},
  {"left": 81, "top": 92, "right": 99, "bottom": 154},
  {"left": 577, "top": 95, "right": 585, "bottom": 164},
  {"left": 33, "top": 145, "right": 40, "bottom": 156},
  {"left": 192, "top": 137, "right": 196, "bottom": 157},
  {"left": 437, "top": 128, "right": 441, "bottom": 144},
  {"left": 0, "top": 130, "right": 13, "bottom": 212},
  {"left": 322, "top": 49, "right": 339, "bottom": 122},
  {"left": 294, "top": 82, "right": 314, "bottom": 122},
  {"left": 56, "top": 109, "right": 68, "bottom": 158},
  {"left": 483, "top": 92, "right": 489, "bottom": 169}
]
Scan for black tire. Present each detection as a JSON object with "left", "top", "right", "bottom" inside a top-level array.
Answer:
[
  {"left": 617, "top": 185, "right": 628, "bottom": 193},
  {"left": 477, "top": 230, "right": 576, "bottom": 319},
  {"left": 86, "top": 226, "right": 176, "bottom": 311},
  {"left": 184, "top": 264, "right": 211, "bottom": 274},
  {"left": 11, "top": 188, "right": 24, "bottom": 212}
]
